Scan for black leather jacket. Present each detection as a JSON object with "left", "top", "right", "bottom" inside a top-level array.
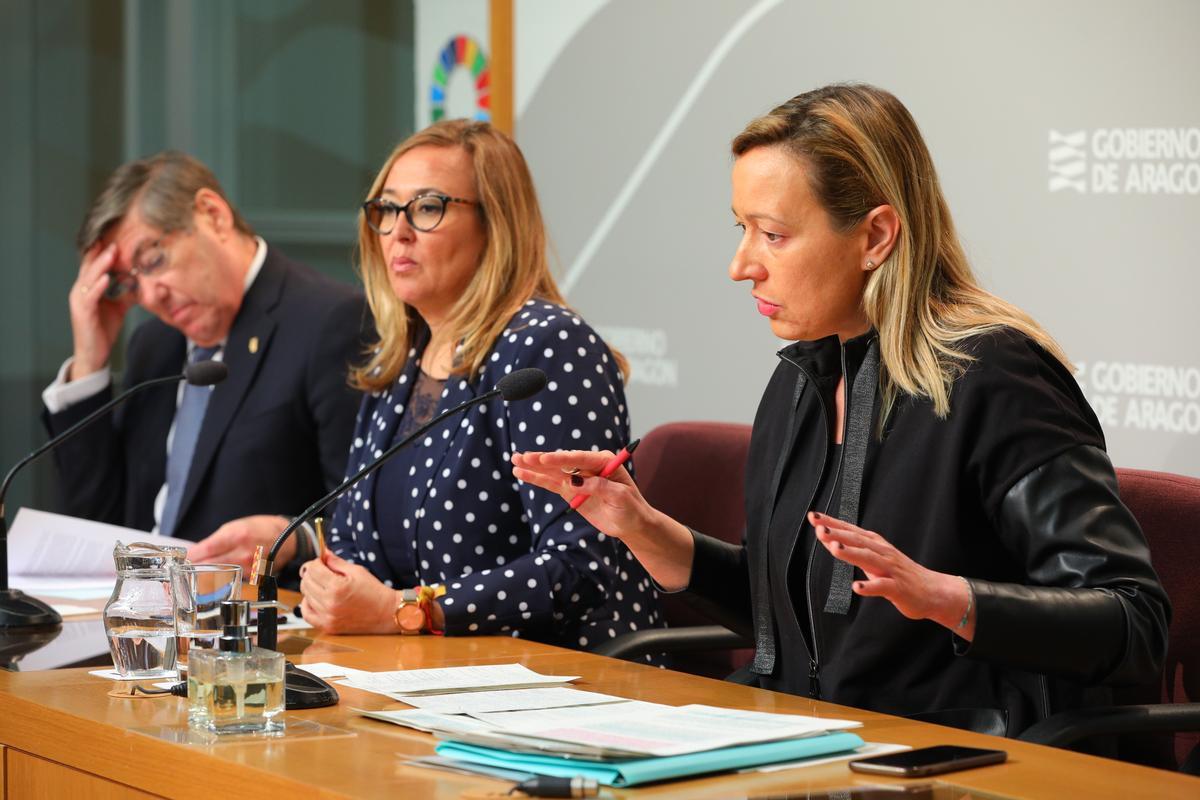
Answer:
[{"left": 687, "top": 328, "right": 1169, "bottom": 736}]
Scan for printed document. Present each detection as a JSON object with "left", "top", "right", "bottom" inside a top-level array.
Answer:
[
  {"left": 398, "top": 687, "right": 626, "bottom": 715},
  {"left": 9, "top": 507, "right": 191, "bottom": 578},
  {"left": 336, "top": 663, "right": 578, "bottom": 697},
  {"left": 359, "top": 708, "right": 499, "bottom": 737},
  {"left": 459, "top": 704, "right": 862, "bottom": 758},
  {"left": 472, "top": 700, "right": 671, "bottom": 731}
]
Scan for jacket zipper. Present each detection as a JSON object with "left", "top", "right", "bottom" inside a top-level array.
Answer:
[
  {"left": 778, "top": 346, "right": 851, "bottom": 700},
  {"left": 810, "top": 344, "right": 852, "bottom": 699},
  {"left": 803, "top": 536, "right": 822, "bottom": 698}
]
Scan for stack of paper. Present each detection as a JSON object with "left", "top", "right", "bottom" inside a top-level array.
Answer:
[
  {"left": 335, "top": 662, "right": 637, "bottom": 735},
  {"left": 360, "top": 688, "right": 636, "bottom": 736},
  {"left": 432, "top": 705, "right": 865, "bottom": 787},
  {"left": 435, "top": 734, "right": 865, "bottom": 787},
  {"left": 443, "top": 704, "right": 861, "bottom": 758},
  {"left": 8, "top": 508, "right": 191, "bottom": 600},
  {"left": 335, "top": 663, "right": 579, "bottom": 699},
  {"left": 341, "top": 663, "right": 869, "bottom": 786}
]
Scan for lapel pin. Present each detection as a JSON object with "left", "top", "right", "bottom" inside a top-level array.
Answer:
[{"left": 248, "top": 336, "right": 259, "bottom": 354}]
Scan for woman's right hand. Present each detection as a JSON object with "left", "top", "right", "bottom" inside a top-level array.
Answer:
[
  {"left": 511, "top": 449, "right": 695, "bottom": 591},
  {"left": 299, "top": 550, "right": 398, "bottom": 634},
  {"left": 68, "top": 242, "right": 135, "bottom": 380}
]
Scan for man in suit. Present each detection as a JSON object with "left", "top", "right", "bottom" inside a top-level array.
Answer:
[{"left": 42, "top": 151, "right": 369, "bottom": 573}]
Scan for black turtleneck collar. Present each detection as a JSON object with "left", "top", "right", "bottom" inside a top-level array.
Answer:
[{"left": 777, "top": 328, "right": 878, "bottom": 381}]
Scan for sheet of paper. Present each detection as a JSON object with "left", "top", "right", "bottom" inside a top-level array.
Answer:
[
  {"left": 294, "top": 662, "right": 371, "bottom": 680},
  {"left": 495, "top": 704, "right": 862, "bottom": 757},
  {"left": 471, "top": 700, "right": 670, "bottom": 732},
  {"left": 278, "top": 612, "right": 313, "bottom": 631},
  {"left": 398, "top": 687, "right": 626, "bottom": 715},
  {"left": 248, "top": 611, "right": 312, "bottom": 635},
  {"left": 49, "top": 603, "right": 100, "bottom": 617},
  {"left": 89, "top": 668, "right": 179, "bottom": 681},
  {"left": 360, "top": 708, "right": 499, "bottom": 736},
  {"left": 750, "top": 741, "right": 911, "bottom": 773},
  {"left": 435, "top": 729, "right": 640, "bottom": 760},
  {"left": 9, "top": 507, "right": 191, "bottom": 577},
  {"left": 8, "top": 574, "right": 117, "bottom": 599},
  {"left": 336, "top": 663, "right": 578, "bottom": 697},
  {"left": 673, "top": 705, "right": 862, "bottom": 733}
]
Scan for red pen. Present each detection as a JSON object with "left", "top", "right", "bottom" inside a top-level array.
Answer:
[{"left": 570, "top": 438, "right": 640, "bottom": 510}]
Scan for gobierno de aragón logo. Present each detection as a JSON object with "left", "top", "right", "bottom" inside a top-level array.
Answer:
[
  {"left": 1077, "top": 360, "right": 1200, "bottom": 435},
  {"left": 1049, "top": 127, "right": 1200, "bottom": 194}
]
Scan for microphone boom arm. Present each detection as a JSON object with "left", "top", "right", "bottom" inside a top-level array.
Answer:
[
  {"left": 0, "top": 366, "right": 216, "bottom": 629},
  {"left": 0, "top": 374, "right": 185, "bottom": 526},
  {"left": 255, "top": 386, "right": 502, "bottom": 650}
]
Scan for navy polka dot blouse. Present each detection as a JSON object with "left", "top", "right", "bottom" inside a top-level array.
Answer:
[{"left": 328, "top": 300, "right": 663, "bottom": 650}]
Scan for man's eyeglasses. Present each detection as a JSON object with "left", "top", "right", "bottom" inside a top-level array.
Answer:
[
  {"left": 362, "top": 193, "right": 477, "bottom": 235},
  {"left": 104, "top": 238, "right": 174, "bottom": 299}
]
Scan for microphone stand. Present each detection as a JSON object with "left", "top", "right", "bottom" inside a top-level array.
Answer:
[
  {"left": 250, "top": 385, "right": 507, "bottom": 710},
  {"left": 250, "top": 367, "right": 544, "bottom": 709},
  {"left": 0, "top": 373, "right": 188, "bottom": 630}
]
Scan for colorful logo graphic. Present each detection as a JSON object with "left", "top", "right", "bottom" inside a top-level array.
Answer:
[{"left": 430, "top": 35, "right": 490, "bottom": 122}]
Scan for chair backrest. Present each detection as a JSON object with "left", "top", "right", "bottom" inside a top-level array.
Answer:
[
  {"left": 635, "top": 421, "right": 754, "bottom": 679},
  {"left": 1115, "top": 467, "right": 1200, "bottom": 769}
]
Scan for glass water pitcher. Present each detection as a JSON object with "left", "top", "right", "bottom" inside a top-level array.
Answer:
[{"left": 102, "top": 540, "right": 188, "bottom": 676}]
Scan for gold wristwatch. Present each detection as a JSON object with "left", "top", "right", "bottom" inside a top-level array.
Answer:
[{"left": 394, "top": 588, "right": 425, "bottom": 635}]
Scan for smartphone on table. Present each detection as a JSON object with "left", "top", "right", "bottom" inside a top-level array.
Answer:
[{"left": 849, "top": 745, "right": 1007, "bottom": 777}]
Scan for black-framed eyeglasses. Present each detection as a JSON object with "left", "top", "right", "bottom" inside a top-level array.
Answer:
[
  {"left": 362, "top": 193, "right": 477, "bottom": 235},
  {"left": 104, "top": 237, "right": 174, "bottom": 299}
]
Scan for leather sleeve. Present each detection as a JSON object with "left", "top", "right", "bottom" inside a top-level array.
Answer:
[
  {"left": 960, "top": 445, "right": 1170, "bottom": 687},
  {"left": 682, "top": 528, "right": 755, "bottom": 637}
]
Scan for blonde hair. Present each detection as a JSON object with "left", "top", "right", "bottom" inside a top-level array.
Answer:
[
  {"left": 732, "top": 84, "right": 1070, "bottom": 420},
  {"left": 352, "top": 120, "right": 624, "bottom": 391}
]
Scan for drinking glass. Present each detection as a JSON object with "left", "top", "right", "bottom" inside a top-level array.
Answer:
[{"left": 170, "top": 563, "right": 242, "bottom": 671}]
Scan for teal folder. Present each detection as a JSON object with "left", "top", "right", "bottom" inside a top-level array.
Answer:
[{"left": 435, "top": 731, "right": 865, "bottom": 787}]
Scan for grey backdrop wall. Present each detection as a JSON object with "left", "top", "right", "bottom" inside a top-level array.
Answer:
[{"left": 509, "top": 0, "right": 1200, "bottom": 476}]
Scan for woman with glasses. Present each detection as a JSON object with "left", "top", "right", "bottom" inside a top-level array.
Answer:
[
  {"left": 513, "top": 84, "right": 1168, "bottom": 737},
  {"left": 298, "top": 120, "right": 662, "bottom": 647}
]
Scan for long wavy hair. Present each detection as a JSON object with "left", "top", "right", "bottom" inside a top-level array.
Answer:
[
  {"left": 732, "top": 84, "right": 1070, "bottom": 420},
  {"left": 352, "top": 120, "right": 623, "bottom": 391}
]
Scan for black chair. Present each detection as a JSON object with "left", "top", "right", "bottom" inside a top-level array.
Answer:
[
  {"left": 1019, "top": 468, "right": 1200, "bottom": 774},
  {"left": 592, "top": 421, "right": 755, "bottom": 679}
]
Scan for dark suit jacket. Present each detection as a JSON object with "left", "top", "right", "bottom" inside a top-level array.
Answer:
[{"left": 43, "top": 246, "right": 371, "bottom": 542}]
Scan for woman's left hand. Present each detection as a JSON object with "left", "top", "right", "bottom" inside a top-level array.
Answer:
[
  {"left": 299, "top": 550, "right": 397, "bottom": 634},
  {"left": 809, "top": 511, "right": 975, "bottom": 640}
]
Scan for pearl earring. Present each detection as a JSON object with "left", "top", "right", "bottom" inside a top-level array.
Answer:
[{"left": 866, "top": 260, "right": 876, "bottom": 270}]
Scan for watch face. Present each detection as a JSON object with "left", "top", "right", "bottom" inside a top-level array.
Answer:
[{"left": 396, "top": 603, "right": 425, "bottom": 633}]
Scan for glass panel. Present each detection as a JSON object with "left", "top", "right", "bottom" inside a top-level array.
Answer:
[{"left": 1, "top": 0, "right": 415, "bottom": 530}]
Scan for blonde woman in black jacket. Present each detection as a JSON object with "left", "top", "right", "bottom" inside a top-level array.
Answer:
[{"left": 513, "top": 84, "right": 1168, "bottom": 738}]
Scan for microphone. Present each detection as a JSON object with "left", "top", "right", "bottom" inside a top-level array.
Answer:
[
  {"left": 183, "top": 360, "right": 229, "bottom": 386},
  {"left": 0, "top": 361, "right": 228, "bottom": 630},
  {"left": 248, "top": 367, "right": 547, "bottom": 708},
  {"left": 494, "top": 367, "right": 548, "bottom": 402}
]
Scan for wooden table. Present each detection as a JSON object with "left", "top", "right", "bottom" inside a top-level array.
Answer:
[{"left": 1, "top": 597, "right": 1196, "bottom": 799}]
